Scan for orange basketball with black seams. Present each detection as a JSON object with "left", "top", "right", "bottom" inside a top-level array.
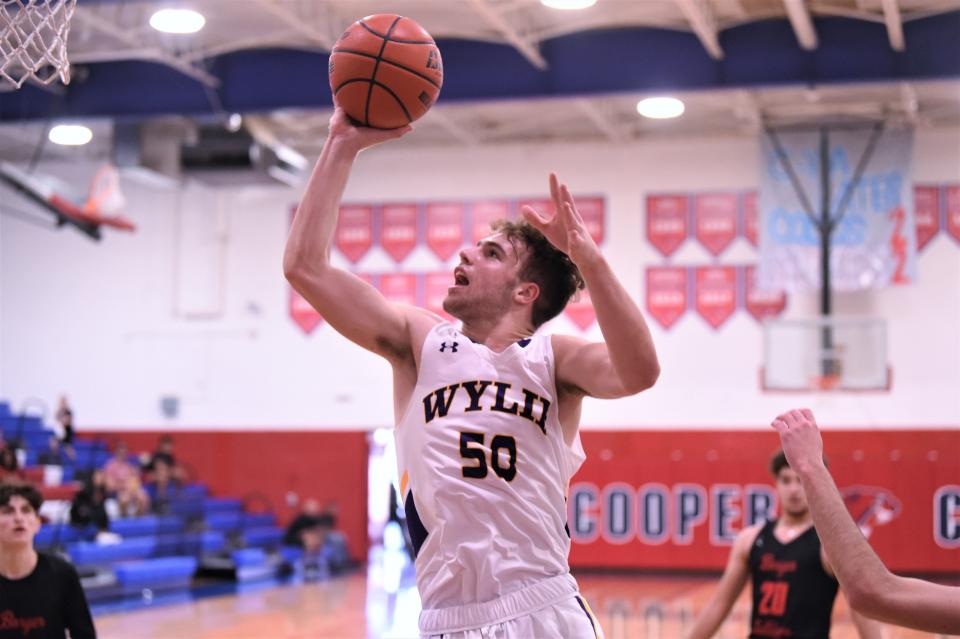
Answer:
[{"left": 329, "top": 14, "right": 443, "bottom": 129}]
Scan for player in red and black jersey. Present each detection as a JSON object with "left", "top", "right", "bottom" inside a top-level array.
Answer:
[{"left": 686, "top": 451, "right": 882, "bottom": 639}]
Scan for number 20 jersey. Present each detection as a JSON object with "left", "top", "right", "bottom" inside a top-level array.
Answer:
[{"left": 395, "top": 322, "right": 586, "bottom": 610}]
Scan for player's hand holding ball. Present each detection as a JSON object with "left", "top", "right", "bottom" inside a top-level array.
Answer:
[{"left": 329, "top": 14, "right": 443, "bottom": 130}]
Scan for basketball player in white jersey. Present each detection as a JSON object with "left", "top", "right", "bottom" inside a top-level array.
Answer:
[{"left": 285, "top": 109, "right": 660, "bottom": 638}]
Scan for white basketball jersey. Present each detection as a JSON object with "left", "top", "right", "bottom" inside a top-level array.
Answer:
[{"left": 395, "top": 322, "right": 586, "bottom": 610}]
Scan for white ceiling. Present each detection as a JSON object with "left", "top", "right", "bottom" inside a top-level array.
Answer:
[
  {"left": 0, "top": 0, "right": 958, "bottom": 161},
  {"left": 64, "top": 0, "right": 960, "bottom": 71}
]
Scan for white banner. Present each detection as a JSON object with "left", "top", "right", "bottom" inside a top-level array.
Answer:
[{"left": 758, "top": 129, "right": 916, "bottom": 292}]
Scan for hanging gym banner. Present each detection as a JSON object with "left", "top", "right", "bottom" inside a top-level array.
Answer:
[
  {"left": 694, "top": 193, "right": 738, "bottom": 256},
  {"left": 913, "top": 185, "right": 941, "bottom": 251},
  {"left": 426, "top": 202, "right": 465, "bottom": 261},
  {"left": 381, "top": 203, "right": 419, "bottom": 263},
  {"left": 758, "top": 128, "right": 917, "bottom": 291}
]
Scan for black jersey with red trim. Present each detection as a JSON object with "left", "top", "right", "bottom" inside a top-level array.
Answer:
[{"left": 748, "top": 519, "right": 839, "bottom": 639}]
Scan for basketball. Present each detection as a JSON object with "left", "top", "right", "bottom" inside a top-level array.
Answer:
[{"left": 329, "top": 14, "right": 443, "bottom": 129}]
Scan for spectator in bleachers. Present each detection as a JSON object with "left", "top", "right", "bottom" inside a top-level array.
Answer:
[
  {"left": 0, "top": 434, "right": 18, "bottom": 476},
  {"left": 318, "top": 501, "right": 352, "bottom": 572},
  {"left": 0, "top": 482, "right": 96, "bottom": 638},
  {"left": 146, "top": 459, "right": 177, "bottom": 515},
  {"left": 145, "top": 435, "right": 185, "bottom": 483},
  {"left": 38, "top": 436, "right": 72, "bottom": 466},
  {"left": 70, "top": 470, "right": 113, "bottom": 542},
  {"left": 283, "top": 498, "right": 324, "bottom": 553},
  {"left": 55, "top": 395, "right": 76, "bottom": 456},
  {"left": 284, "top": 499, "right": 352, "bottom": 575},
  {"left": 102, "top": 442, "right": 137, "bottom": 495},
  {"left": 116, "top": 476, "right": 150, "bottom": 518}
]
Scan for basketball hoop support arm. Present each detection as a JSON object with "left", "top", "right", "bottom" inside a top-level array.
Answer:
[{"left": 765, "top": 120, "right": 885, "bottom": 377}]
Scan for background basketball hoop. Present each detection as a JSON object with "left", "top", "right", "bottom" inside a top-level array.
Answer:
[{"left": 0, "top": 0, "right": 77, "bottom": 89}]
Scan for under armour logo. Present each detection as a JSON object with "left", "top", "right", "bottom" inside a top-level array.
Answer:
[{"left": 439, "top": 341, "right": 459, "bottom": 353}]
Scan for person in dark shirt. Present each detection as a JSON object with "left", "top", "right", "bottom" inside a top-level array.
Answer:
[
  {"left": 0, "top": 436, "right": 17, "bottom": 476},
  {"left": 283, "top": 498, "right": 324, "bottom": 550},
  {"left": 0, "top": 482, "right": 96, "bottom": 639},
  {"left": 145, "top": 436, "right": 185, "bottom": 483},
  {"left": 54, "top": 396, "right": 76, "bottom": 462},
  {"left": 686, "top": 450, "right": 881, "bottom": 639},
  {"left": 69, "top": 471, "right": 110, "bottom": 537},
  {"left": 145, "top": 459, "right": 178, "bottom": 515}
]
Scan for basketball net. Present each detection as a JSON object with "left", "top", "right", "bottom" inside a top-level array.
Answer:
[
  {"left": 84, "top": 164, "right": 126, "bottom": 218},
  {"left": 0, "top": 0, "right": 77, "bottom": 89},
  {"left": 809, "top": 374, "right": 842, "bottom": 391}
]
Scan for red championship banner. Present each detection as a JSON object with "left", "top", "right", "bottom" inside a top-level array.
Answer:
[
  {"left": 334, "top": 204, "right": 374, "bottom": 264},
  {"left": 646, "top": 194, "right": 689, "bottom": 257},
  {"left": 378, "top": 273, "right": 417, "bottom": 307},
  {"left": 568, "top": 430, "right": 960, "bottom": 573},
  {"left": 426, "top": 202, "right": 465, "bottom": 261},
  {"left": 742, "top": 191, "right": 759, "bottom": 247},
  {"left": 471, "top": 200, "right": 511, "bottom": 243},
  {"left": 694, "top": 266, "right": 737, "bottom": 329},
  {"left": 575, "top": 196, "right": 605, "bottom": 244},
  {"left": 289, "top": 289, "right": 322, "bottom": 334},
  {"left": 564, "top": 288, "right": 596, "bottom": 331},
  {"left": 913, "top": 185, "right": 941, "bottom": 251},
  {"left": 424, "top": 272, "right": 453, "bottom": 319},
  {"left": 645, "top": 266, "right": 688, "bottom": 330},
  {"left": 381, "top": 203, "right": 419, "bottom": 263},
  {"left": 946, "top": 185, "right": 960, "bottom": 244},
  {"left": 743, "top": 265, "right": 786, "bottom": 322},
  {"left": 694, "top": 193, "right": 737, "bottom": 256}
]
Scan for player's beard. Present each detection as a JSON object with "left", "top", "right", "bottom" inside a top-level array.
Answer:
[{"left": 444, "top": 281, "right": 515, "bottom": 324}]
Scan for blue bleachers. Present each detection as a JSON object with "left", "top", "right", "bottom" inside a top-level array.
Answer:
[
  {"left": 2, "top": 396, "right": 304, "bottom": 604},
  {"left": 205, "top": 512, "right": 242, "bottom": 532},
  {"left": 203, "top": 497, "right": 242, "bottom": 514},
  {"left": 109, "top": 516, "right": 186, "bottom": 538},
  {"left": 241, "top": 527, "right": 283, "bottom": 549},
  {"left": 178, "top": 483, "right": 208, "bottom": 499},
  {"left": 113, "top": 557, "right": 198, "bottom": 594},
  {"left": 69, "top": 538, "right": 157, "bottom": 567},
  {"left": 232, "top": 547, "right": 266, "bottom": 567},
  {"left": 35, "top": 524, "right": 94, "bottom": 549},
  {"left": 242, "top": 513, "right": 276, "bottom": 528},
  {"left": 153, "top": 531, "right": 226, "bottom": 557},
  {"left": 1, "top": 414, "right": 44, "bottom": 432}
]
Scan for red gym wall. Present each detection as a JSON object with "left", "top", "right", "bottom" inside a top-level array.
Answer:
[
  {"left": 571, "top": 430, "right": 960, "bottom": 574},
  {"left": 82, "top": 428, "right": 959, "bottom": 574},
  {"left": 82, "top": 431, "right": 370, "bottom": 562}
]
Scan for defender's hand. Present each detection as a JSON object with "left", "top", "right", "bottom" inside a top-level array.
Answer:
[{"left": 771, "top": 408, "right": 824, "bottom": 475}]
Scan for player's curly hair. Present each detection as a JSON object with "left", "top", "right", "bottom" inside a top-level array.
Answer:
[
  {"left": 491, "top": 219, "right": 585, "bottom": 328},
  {"left": 0, "top": 481, "right": 43, "bottom": 512}
]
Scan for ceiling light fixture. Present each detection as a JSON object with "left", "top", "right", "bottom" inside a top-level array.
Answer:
[
  {"left": 149, "top": 8, "right": 206, "bottom": 34},
  {"left": 636, "top": 97, "right": 685, "bottom": 119},
  {"left": 540, "top": 0, "right": 598, "bottom": 9},
  {"left": 48, "top": 124, "right": 93, "bottom": 146}
]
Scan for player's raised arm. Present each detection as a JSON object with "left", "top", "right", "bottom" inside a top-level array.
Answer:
[
  {"left": 283, "top": 109, "right": 420, "bottom": 360},
  {"left": 772, "top": 409, "right": 960, "bottom": 634},
  {"left": 523, "top": 173, "right": 659, "bottom": 399}
]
